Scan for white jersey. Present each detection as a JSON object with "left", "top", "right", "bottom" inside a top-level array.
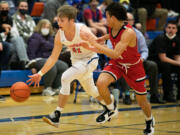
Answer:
[{"left": 59, "top": 23, "right": 97, "bottom": 62}]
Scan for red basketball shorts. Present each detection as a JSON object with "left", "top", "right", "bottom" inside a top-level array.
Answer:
[{"left": 103, "top": 60, "right": 146, "bottom": 95}]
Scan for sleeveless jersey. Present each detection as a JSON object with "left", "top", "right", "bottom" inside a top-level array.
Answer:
[
  {"left": 59, "top": 23, "right": 97, "bottom": 61},
  {"left": 109, "top": 24, "right": 141, "bottom": 64}
]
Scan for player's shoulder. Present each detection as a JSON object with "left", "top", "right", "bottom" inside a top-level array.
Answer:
[{"left": 124, "top": 26, "right": 136, "bottom": 37}]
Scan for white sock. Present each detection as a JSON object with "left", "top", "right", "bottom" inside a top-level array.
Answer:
[
  {"left": 107, "top": 94, "right": 115, "bottom": 110},
  {"left": 145, "top": 115, "right": 153, "bottom": 121},
  {"left": 56, "top": 106, "right": 64, "bottom": 112}
]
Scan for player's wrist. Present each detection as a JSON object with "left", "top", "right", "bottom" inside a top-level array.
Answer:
[{"left": 38, "top": 71, "right": 44, "bottom": 77}]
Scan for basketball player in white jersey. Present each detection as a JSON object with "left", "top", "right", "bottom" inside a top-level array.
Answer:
[{"left": 27, "top": 5, "right": 118, "bottom": 127}]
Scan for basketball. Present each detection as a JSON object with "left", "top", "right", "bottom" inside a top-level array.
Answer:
[{"left": 10, "top": 82, "right": 30, "bottom": 102}]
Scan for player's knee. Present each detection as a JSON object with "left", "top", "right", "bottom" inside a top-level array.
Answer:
[
  {"left": 61, "top": 73, "right": 71, "bottom": 85},
  {"left": 96, "top": 79, "right": 108, "bottom": 89}
]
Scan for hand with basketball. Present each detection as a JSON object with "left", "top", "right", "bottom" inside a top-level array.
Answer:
[{"left": 27, "top": 73, "right": 42, "bottom": 87}]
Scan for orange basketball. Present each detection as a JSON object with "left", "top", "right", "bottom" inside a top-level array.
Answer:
[{"left": 10, "top": 82, "right": 30, "bottom": 102}]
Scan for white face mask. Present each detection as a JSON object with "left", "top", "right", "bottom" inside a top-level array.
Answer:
[
  {"left": 41, "top": 28, "right": 49, "bottom": 36},
  {"left": 166, "top": 33, "right": 176, "bottom": 39}
]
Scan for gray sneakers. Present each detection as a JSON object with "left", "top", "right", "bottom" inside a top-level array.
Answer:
[{"left": 42, "top": 87, "right": 56, "bottom": 96}]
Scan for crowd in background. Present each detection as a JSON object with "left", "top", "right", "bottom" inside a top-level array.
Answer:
[{"left": 0, "top": 0, "right": 179, "bottom": 104}]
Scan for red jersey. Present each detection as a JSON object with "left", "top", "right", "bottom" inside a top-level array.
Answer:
[{"left": 109, "top": 24, "right": 141, "bottom": 64}]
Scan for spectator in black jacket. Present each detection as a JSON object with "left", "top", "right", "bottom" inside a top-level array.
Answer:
[{"left": 148, "top": 20, "right": 180, "bottom": 102}]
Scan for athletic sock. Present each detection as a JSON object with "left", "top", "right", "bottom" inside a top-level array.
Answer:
[
  {"left": 56, "top": 106, "right": 64, "bottom": 112},
  {"left": 107, "top": 95, "right": 114, "bottom": 110},
  {"left": 145, "top": 115, "right": 153, "bottom": 121}
]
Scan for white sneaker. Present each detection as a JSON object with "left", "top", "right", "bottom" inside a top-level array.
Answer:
[{"left": 42, "top": 87, "right": 56, "bottom": 96}]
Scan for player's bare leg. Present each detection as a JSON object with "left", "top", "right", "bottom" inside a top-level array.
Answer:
[
  {"left": 136, "top": 94, "right": 155, "bottom": 135},
  {"left": 95, "top": 73, "right": 118, "bottom": 124}
]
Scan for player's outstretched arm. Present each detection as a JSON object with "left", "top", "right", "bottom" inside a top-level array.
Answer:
[
  {"left": 85, "top": 28, "right": 136, "bottom": 59},
  {"left": 79, "top": 26, "right": 107, "bottom": 53},
  {"left": 27, "top": 31, "right": 63, "bottom": 87}
]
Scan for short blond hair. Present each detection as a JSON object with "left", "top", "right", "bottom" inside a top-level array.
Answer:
[
  {"left": 34, "top": 19, "right": 54, "bottom": 36},
  {"left": 57, "top": 5, "right": 77, "bottom": 20}
]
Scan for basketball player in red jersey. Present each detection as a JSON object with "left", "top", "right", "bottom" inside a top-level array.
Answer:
[{"left": 79, "top": 2, "right": 155, "bottom": 135}]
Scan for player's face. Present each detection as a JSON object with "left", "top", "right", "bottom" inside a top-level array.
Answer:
[
  {"left": 57, "top": 17, "right": 72, "bottom": 31},
  {"left": 105, "top": 11, "right": 113, "bottom": 27},
  {"left": 165, "top": 24, "right": 177, "bottom": 37}
]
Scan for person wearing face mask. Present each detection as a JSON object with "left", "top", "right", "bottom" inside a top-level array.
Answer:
[
  {"left": 27, "top": 19, "right": 68, "bottom": 96},
  {"left": 148, "top": 20, "right": 180, "bottom": 102},
  {"left": 12, "top": 0, "right": 35, "bottom": 43}
]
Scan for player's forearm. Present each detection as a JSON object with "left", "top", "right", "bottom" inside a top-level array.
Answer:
[
  {"left": 39, "top": 56, "right": 58, "bottom": 76},
  {"left": 89, "top": 40, "right": 119, "bottom": 59}
]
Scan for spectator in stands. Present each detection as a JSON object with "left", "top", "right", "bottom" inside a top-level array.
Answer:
[
  {"left": 0, "top": 1, "right": 30, "bottom": 69},
  {"left": 27, "top": 19, "right": 68, "bottom": 96},
  {"left": 3, "top": 0, "right": 16, "bottom": 16},
  {"left": 130, "top": 0, "right": 168, "bottom": 34},
  {"left": 42, "top": 0, "right": 67, "bottom": 23},
  {"left": 148, "top": 20, "right": 180, "bottom": 102},
  {"left": 83, "top": 0, "right": 107, "bottom": 36},
  {"left": 12, "top": 0, "right": 36, "bottom": 43}
]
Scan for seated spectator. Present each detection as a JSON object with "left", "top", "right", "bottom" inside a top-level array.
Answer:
[
  {"left": 148, "top": 20, "right": 180, "bottom": 102},
  {"left": 12, "top": 0, "right": 36, "bottom": 43},
  {"left": 130, "top": 0, "right": 168, "bottom": 34},
  {"left": 83, "top": 0, "right": 107, "bottom": 36},
  {"left": 0, "top": 1, "right": 29, "bottom": 69},
  {"left": 27, "top": 19, "right": 68, "bottom": 96}
]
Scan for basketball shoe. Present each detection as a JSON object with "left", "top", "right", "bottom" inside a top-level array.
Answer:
[
  {"left": 96, "top": 100, "right": 118, "bottom": 124},
  {"left": 42, "top": 110, "right": 61, "bottom": 128},
  {"left": 143, "top": 117, "right": 155, "bottom": 135}
]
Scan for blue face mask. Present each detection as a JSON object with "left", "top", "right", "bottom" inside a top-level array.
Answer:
[{"left": 123, "top": 4, "right": 129, "bottom": 10}]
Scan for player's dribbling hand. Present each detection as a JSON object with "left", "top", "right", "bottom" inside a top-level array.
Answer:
[{"left": 27, "top": 73, "right": 41, "bottom": 87}]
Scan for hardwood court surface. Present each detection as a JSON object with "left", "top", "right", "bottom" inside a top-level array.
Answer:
[{"left": 0, "top": 92, "right": 179, "bottom": 135}]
